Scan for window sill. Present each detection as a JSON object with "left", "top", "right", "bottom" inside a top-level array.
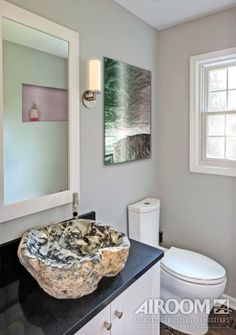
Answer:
[{"left": 190, "top": 160, "right": 236, "bottom": 177}]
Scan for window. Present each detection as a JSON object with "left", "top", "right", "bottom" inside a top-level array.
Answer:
[{"left": 190, "top": 47, "right": 236, "bottom": 176}]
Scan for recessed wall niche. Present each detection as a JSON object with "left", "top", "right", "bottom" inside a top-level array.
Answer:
[{"left": 22, "top": 84, "right": 68, "bottom": 122}]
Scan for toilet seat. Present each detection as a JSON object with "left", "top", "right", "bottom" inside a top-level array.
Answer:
[{"left": 161, "top": 247, "right": 226, "bottom": 285}]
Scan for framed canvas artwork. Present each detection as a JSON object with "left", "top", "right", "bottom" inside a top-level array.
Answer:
[{"left": 104, "top": 57, "right": 151, "bottom": 165}]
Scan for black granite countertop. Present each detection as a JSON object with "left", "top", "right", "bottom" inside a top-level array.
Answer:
[{"left": 0, "top": 234, "right": 163, "bottom": 335}]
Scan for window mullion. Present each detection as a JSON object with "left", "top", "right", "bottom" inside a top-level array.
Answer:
[
  {"left": 204, "top": 111, "right": 236, "bottom": 115},
  {"left": 224, "top": 114, "right": 227, "bottom": 159},
  {"left": 201, "top": 66, "right": 209, "bottom": 161},
  {"left": 201, "top": 113, "right": 207, "bottom": 160}
]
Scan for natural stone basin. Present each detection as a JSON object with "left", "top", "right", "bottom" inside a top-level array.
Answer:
[{"left": 18, "top": 219, "right": 130, "bottom": 299}]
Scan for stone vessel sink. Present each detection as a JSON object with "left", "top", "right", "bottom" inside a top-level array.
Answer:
[{"left": 18, "top": 219, "right": 130, "bottom": 299}]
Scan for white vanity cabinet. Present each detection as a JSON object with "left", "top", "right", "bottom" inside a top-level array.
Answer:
[{"left": 76, "top": 263, "right": 160, "bottom": 335}]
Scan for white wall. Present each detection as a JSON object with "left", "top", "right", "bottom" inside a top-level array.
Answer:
[
  {"left": 157, "top": 8, "right": 236, "bottom": 297},
  {"left": 0, "top": 0, "right": 158, "bottom": 243}
]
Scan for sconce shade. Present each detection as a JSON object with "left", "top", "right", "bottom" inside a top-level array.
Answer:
[
  {"left": 83, "top": 59, "right": 101, "bottom": 108},
  {"left": 89, "top": 60, "right": 101, "bottom": 92}
]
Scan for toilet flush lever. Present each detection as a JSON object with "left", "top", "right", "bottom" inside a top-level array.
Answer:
[{"left": 72, "top": 192, "right": 79, "bottom": 219}]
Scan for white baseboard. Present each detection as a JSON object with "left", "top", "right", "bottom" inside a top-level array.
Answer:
[{"left": 221, "top": 293, "right": 236, "bottom": 310}]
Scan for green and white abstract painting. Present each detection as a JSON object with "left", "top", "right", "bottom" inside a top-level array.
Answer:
[{"left": 104, "top": 57, "right": 151, "bottom": 165}]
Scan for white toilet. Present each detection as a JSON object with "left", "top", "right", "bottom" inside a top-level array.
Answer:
[{"left": 128, "top": 198, "right": 227, "bottom": 335}]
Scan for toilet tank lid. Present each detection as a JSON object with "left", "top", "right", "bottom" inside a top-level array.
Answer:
[{"left": 128, "top": 198, "right": 160, "bottom": 213}]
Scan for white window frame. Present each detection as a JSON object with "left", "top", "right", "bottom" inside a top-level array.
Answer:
[{"left": 190, "top": 47, "right": 236, "bottom": 177}]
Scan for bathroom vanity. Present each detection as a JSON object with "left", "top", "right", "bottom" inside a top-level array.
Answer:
[{"left": 0, "top": 214, "right": 163, "bottom": 335}]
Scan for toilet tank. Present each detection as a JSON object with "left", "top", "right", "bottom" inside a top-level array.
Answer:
[{"left": 128, "top": 198, "right": 160, "bottom": 248}]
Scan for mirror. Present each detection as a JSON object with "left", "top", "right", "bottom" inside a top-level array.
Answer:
[
  {"left": 0, "top": 1, "right": 79, "bottom": 222},
  {"left": 3, "top": 18, "right": 69, "bottom": 204}
]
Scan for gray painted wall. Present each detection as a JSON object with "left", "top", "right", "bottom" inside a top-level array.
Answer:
[
  {"left": 157, "top": 8, "right": 236, "bottom": 297},
  {"left": 0, "top": 0, "right": 158, "bottom": 242},
  {"left": 1, "top": 0, "right": 235, "bottom": 298}
]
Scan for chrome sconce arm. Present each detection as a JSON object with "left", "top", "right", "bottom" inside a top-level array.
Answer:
[{"left": 82, "top": 89, "right": 101, "bottom": 109}]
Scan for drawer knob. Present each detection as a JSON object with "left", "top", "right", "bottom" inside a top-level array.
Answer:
[
  {"left": 115, "top": 310, "right": 123, "bottom": 319},
  {"left": 104, "top": 321, "right": 112, "bottom": 331}
]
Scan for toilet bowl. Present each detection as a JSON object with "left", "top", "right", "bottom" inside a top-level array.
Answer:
[
  {"left": 128, "top": 198, "right": 227, "bottom": 335},
  {"left": 160, "top": 247, "right": 226, "bottom": 335}
]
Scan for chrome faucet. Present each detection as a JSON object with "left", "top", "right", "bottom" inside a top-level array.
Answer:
[{"left": 72, "top": 192, "right": 79, "bottom": 219}]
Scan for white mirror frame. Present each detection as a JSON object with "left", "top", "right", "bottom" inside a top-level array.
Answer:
[{"left": 0, "top": 0, "right": 80, "bottom": 223}]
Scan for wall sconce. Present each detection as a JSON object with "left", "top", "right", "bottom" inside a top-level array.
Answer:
[{"left": 83, "top": 59, "right": 101, "bottom": 109}]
